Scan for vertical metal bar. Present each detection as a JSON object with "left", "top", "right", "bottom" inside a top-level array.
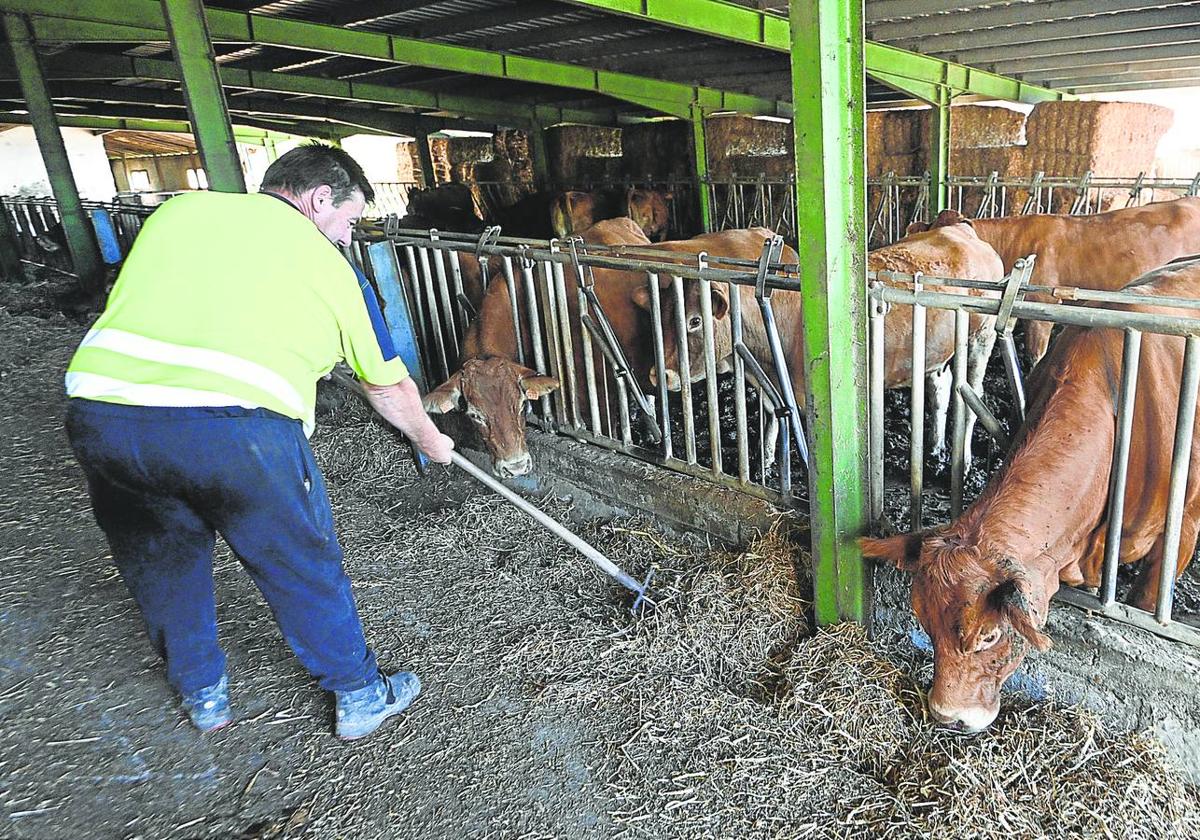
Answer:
[
  {"left": 910, "top": 276, "right": 927, "bottom": 531},
  {"left": 691, "top": 105, "right": 713, "bottom": 233},
  {"left": 539, "top": 260, "right": 567, "bottom": 428},
  {"left": 0, "top": 202, "right": 19, "bottom": 278},
  {"left": 1155, "top": 335, "right": 1200, "bottom": 624},
  {"left": 950, "top": 308, "right": 969, "bottom": 517},
  {"left": 501, "top": 256, "right": 526, "bottom": 368},
  {"left": 1101, "top": 329, "right": 1142, "bottom": 608},
  {"left": 728, "top": 273, "right": 750, "bottom": 483},
  {"left": 550, "top": 246, "right": 579, "bottom": 429},
  {"left": 615, "top": 379, "right": 633, "bottom": 446},
  {"left": 576, "top": 284, "right": 602, "bottom": 436},
  {"left": 414, "top": 246, "right": 449, "bottom": 381},
  {"left": 160, "top": 0, "right": 246, "bottom": 193},
  {"left": 429, "top": 237, "right": 460, "bottom": 354},
  {"left": 3, "top": 13, "right": 104, "bottom": 294},
  {"left": 673, "top": 275, "right": 697, "bottom": 465},
  {"left": 520, "top": 258, "right": 552, "bottom": 420},
  {"left": 791, "top": 0, "right": 870, "bottom": 625},
  {"left": 401, "top": 245, "right": 433, "bottom": 377},
  {"left": 446, "top": 249, "right": 469, "bottom": 336},
  {"left": 868, "top": 282, "right": 886, "bottom": 525},
  {"left": 648, "top": 273, "right": 673, "bottom": 460},
  {"left": 698, "top": 274, "right": 723, "bottom": 475}
]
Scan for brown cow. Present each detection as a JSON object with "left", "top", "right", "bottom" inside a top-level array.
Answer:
[
  {"left": 624, "top": 187, "right": 673, "bottom": 242},
  {"left": 939, "top": 197, "right": 1200, "bottom": 362},
  {"left": 643, "top": 219, "right": 1003, "bottom": 467},
  {"left": 424, "top": 217, "right": 654, "bottom": 477},
  {"left": 549, "top": 190, "right": 622, "bottom": 239},
  {"left": 861, "top": 259, "right": 1200, "bottom": 732}
]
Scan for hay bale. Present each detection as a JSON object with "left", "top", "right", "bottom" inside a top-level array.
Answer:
[
  {"left": 705, "top": 114, "right": 791, "bottom": 159},
  {"left": 547, "top": 124, "right": 622, "bottom": 185},
  {"left": 1025, "top": 101, "right": 1173, "bottom": 177},
  {"left": 952, "top": 104, "right": 1025, "bottom": 148},
  {"left": 950, "top": 145, "right": 1028, "bottom": 177},
  {"left": 621, "top": 120, "right": 693, "bottom": 179}
]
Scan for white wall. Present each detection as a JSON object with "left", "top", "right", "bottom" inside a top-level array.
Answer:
[
  {"left": 341, "top": 134, "right": 416, "bottom": 183},
  {"left": 0, "top": 125, "right": 118, "bottom": 200}
]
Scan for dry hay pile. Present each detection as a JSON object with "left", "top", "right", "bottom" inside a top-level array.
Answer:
[
  {"left": 621, "top": 121, "right": 694, "bottom": 180},
  {"left": 866, "top": 109, "right": 931, "bottom": 178},
  {"left": 548, "top": 124, "right": 623, "bottom": 184},
  {"left": 705, "top": 115, "right": 792, "bottom": 179},
  {"left": 953, "top": 105, "right": 1026, "bottom": 149},
  {"left": 472, "top": 129, "right": 536, "bottom": 210},
  {"left": 304, "top": 400, "right": 1200, "bottom": 839},
  {"left": 429, "top": 136, "right": 495, "bottom": 185}
]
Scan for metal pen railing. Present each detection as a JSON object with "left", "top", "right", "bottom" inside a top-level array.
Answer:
[{"left": 867, "top": 267, "right": 1200, "bottom": 646}]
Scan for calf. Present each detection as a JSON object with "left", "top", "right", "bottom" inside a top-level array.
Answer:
[
  {"left": 862, "top": 259, "right": 1200, "bottom": 732},
  {"left": 424, "top": 217, "right": 654, "bottom": 476},
  {"left": 642, "top": 219, "right": 1003, "bottom": 468}
]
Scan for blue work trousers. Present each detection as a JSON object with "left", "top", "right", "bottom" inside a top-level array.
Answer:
[{"left": 65, "top": 399, "right": 378, "bottom": 695}]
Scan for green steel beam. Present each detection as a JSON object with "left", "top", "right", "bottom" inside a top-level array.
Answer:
[
  {"left": 0, "top": 0, "right": 792, "bottom": 119},
  {"left": 556, "top": 0, "right": 1069, "bottom": 105},
  {"left": 0, "top": 109, "right": 305, "bottom": 141},
  {"left": 2, "top": 13, "right": 104, "bottom": 293},
  {"left": 930, "top": 90, "right": 950, "bottom": 214},
  {"left": 527, "top": 124, "right": 549, "bottom": 190},
  {"left": 16, "top": 34, "right": 624, "bottom": 129},
  {"left": 790, "top": 0, "right": 870, "bottom": 625},
  {"left": 161, "top": 0, "right": 244, "bottom": 192},
  {"left": 690, "top": 105, "right": 712, "bottom": 233}
]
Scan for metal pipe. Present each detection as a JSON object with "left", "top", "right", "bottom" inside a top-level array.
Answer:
[
  {"left": 1101, "top": 329, "right": 1142, "bottom": 607},
  {"left": 1155, "top": 334, "right": 1200, "bottom": 624},
  {"left": 672, "top": 275, "right": 697, "bottom": 466},
  {"left": 910, "top": 274, "right": 927, "bottom": 531},
  {"left": 576, "top": 284, "right": 602, "bottom": 436},
  {"left": 550, "top": 245, "right": 580, "bottom": 429},
  {"left": 648, "top": 273, "right": 673, "bottom": 461},
  {"left": 957, "top": 382, "right": 1010, "bottom": 451},
  {"left": 728, "top": 270, "right": 750, "bottom": 483},
  {"left": 1001, "top": 331, "right": 1027, "bottom": 424},
  {"left": 414, "top": 245, "right": 449, "bottom": 381},
  {"left": 428, "top": 233, "right": 460, "bottom": 353},
  {"left": 950, "top": 309, "right": 969, "bottom": 517},
  {"left": 698, "top": 272, "right": 723, "bottom": 475},
  {"left": 868, "top": 282, "right": 886, "bottom": 524},
  {"left": 538, "top": 259, "right": 567, "bottom": 429},
  {"left": 501, "top": 255, "right": 526, "bottom": 368},
  {"left": 519, "top": 255, "right": 551, "bottom": 420}
]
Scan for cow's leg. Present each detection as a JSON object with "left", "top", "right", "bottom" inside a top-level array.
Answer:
[
  {"left": 1024, "top": 318, "right": 1053, "bottom": 365},
  {"left": 926, "top": 364, "right": 953, "bottom": 467},
  {"left": 962, "top": 326, "right": 998, "bottom": 472},
  {"left": 1129, "top": 516, "right": 1200, "bottom": 613}
]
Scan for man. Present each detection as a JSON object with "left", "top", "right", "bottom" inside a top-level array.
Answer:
[{"left": 64, "top": 144, "right": 453, "bottom": 740}]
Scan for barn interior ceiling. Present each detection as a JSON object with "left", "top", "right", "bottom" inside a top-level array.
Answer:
[{"left": 0, "top": 0, "right": 1197, "bottom": 137}]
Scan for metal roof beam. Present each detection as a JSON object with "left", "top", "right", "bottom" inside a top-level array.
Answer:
[
  {"left": 11, "top": 40, "right": 625, "bottom": 127},
  {"left": 0, "top": 0, "right": 790, "bottom": 118},
  {"left": 321, "top": 0, "right": 429, "bottom": 28},
  {"left": 865, "top": 0, "right": 996, "bottom": 23},
  {"left": 554, "top": 0, "right": 1067, "bottom": 103},
  {"left": 986, "top": 40, "right": 1200, "bottom": 75},
  {"left": 1054, "top": 76, "right": 1200, "bottom": 92},
  {"left": 0, "top": 109, "right": 300, "bottom": 136},
  {"left": 936, "top": 24, "right": 1200, "bottom": 65},
  {"left": 410, "top": 2, "right": 580, "bottom": 41},
  {"left": 892, "top": 5, "right": 1200, "bottom": 55},
  {"left": 1025, "top": 56, "right": 1200, "bottom": 84},
  {"left": 1047, "top": 67, "right": 1200, "bottom": 89},
  {"left": 869, "top": 0, "right": 1189, "bottom": 40}
]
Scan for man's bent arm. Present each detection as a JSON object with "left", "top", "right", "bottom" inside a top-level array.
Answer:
[{"left": 363, "top": 378, "right": 454, "bottom": 463}]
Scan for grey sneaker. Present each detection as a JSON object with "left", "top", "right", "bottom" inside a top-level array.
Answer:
[
  {"left": 181, "top": 676, "right": 231, "bottom": 733},
  {"left": 335, "top": 671, "right": 421, "bottom": 740}
]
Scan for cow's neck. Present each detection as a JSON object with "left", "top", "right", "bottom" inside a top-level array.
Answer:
[
  {"left": 971, "top": 217, "right": 1035, "bottom": 271},
  {"left": 947, "top": 368, "right": 1114, "bottom": 590}
]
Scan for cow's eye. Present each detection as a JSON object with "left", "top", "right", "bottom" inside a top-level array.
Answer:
[
  {"left": 466, "top": 408, "right": 488, "bottom": 427},
  {"left": 688, "top": 315, "right": 703, "bottom": 332},
  {"left": 975, "top": 627, "right": 1002, "bottom": 651}
]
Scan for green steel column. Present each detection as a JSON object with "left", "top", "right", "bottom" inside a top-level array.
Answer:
[
  {"left": 161, "top": 0, "right": 245, "bottom": 192},
  {"left": 2, "top": 13, "right": 104, "bottom": 294},
  {"left": 930, "top": 88, "right": 951, "bottom": 214},
  {"left": 527, "top": 124, "right": 550, "bottom": 190},
  {"left": 790, "top": 0, "right": 870, "bottom": 625},
  {"left": 414, "top": 129, "right": 437, "bottom": 188},
  {"left": 690, "top": 105, "right": 713, "bottom": 232}
]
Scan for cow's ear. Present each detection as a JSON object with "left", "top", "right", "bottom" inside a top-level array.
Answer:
[
  {"left": 995, "top": 577, "right": 1052, "bottom": 652},
  {"left": 710, "top": 283, "right": 730, "bottom": 320},
  {"left": 663, "top": 191, "right": 674, "bottom": 201},
  {"left": 423, "top": 372, "right": 463, "bottom": 414},
  {"left": 859, "top": 532, "right": 924, "bottom": 573},
  {"left": 520, "top": 374, "right": 560, "bottom": 400},
  {"left": 932, "top": 208, "right": 971, "bottom": 229},
  {"left": 631, "top": 285, "right": 653, "bottom": 312},
  {"left": 905, "top": 221, "right": 930, "bottom": 235}
]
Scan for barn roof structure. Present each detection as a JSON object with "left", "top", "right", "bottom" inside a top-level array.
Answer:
[{"left": 3, "top": 0, "right": 1200, "bottom": 626}]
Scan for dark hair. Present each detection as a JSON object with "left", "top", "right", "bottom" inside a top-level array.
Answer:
[{"left": 260, "top": 142, "right": 375, "bottom": 205}]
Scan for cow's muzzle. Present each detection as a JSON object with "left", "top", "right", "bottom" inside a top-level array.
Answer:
[
  {"left": 494, "top": 452, "right": 533, "bottom": 479},
  {"left": 649, "top": 366, "right": 681, "bottom": 392},
  {"left": 927, "top": 698, "right": 998, "bottom": 733}
]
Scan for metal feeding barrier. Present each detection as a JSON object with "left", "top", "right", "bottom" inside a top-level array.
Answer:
[
  {"left": 352, "top": 226, "right": 811, "bottom": 505},
  {"left": 867, "top": 263, "right": 1200, "bottom": 647},
  {"left": 948, "top": 170, "right": 1200, "bottom": 220}
]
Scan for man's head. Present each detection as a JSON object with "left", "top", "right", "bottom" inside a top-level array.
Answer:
[{"left": 260, "top": 143, "right": 374, "bottom": 246}]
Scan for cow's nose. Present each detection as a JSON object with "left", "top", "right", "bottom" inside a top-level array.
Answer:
[
  {"left": 928, "top": 699, "right": 996, "bottom": 733},
  {"left": 494, "top": 452, "right": 533, "bottom": 478},
  {"left": 652, "top": 367, "right": 681, "bottom": 392}
]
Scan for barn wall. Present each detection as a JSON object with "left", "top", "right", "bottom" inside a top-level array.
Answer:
[{"left": 0, "top": 125, "right": 117, "bottom": 200}]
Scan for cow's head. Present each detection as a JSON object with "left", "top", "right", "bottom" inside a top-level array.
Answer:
[
  {"left": 423, "top": 358, "right": 559, "bottom": 477},
  {"left": 632, "top": 278, "right": 732, "bottom": 391},
  {"left": 625, "top": 188, "right": 672, "bottom": 242},
  {"left": 906, "top": 208, "right": 973, "bottom": 236},
  {"left": 550, "top": 191, "right": 599, "bottom": 239},
  {"left": 860, "top": 531, "right": 1052, "bottom": 733}
]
